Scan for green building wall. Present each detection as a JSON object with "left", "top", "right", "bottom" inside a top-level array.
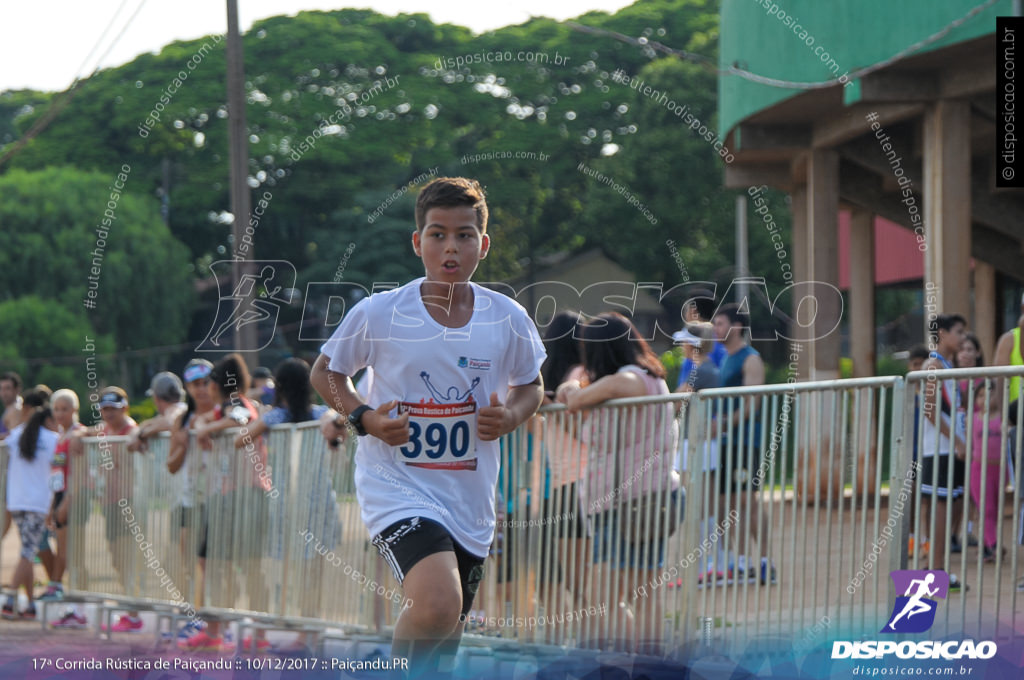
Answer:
[{"left": 719, "top": 0, "right": 1012, "bottom": 136}]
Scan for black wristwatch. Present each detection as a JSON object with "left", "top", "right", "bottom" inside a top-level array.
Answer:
[{"left": 348, "top": 404, "right": 373, "bottom": 436}]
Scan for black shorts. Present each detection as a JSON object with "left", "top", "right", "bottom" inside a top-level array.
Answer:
[
  {"left": 371, "top": 517, "right": 484, "bottom": 617},
  {"left": 51, "top": 491, "right": 66, "bottom": 530},
  {"left": 198, "top": 491, "right": 267, "bottom": 560},
  {"left": 540, "top": 483, "right": 586, "bottom": 539},
  {"left": 719, "top": 430, "right": 763, "bottom": 493},
  {"left": 104, "top": 504, "right": 122, "bottom": 544},
  {"left": 920, "top": 455, "right": 965, "bottom": 499},
  {"left": 171, "top": 504, "right": 193, "bottom": 530}
]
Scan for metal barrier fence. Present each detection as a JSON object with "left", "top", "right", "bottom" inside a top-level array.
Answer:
[
  {"left": 1, "top": 366, "right": 1021, "bottom": 654},
  {"left": 62, "top": 423, "right": 407, "bottom": 637}
]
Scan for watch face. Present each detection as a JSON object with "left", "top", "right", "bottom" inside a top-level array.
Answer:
[{"left": 349, "top": 406, "right": 369, "bottom": 434}]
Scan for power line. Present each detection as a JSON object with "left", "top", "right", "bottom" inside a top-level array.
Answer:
[
  {"left": 0, "top": 0, "right": 151, "bottom": 168},
  {"left": 569, "top": 0, "right": 1000, "bottom": 91}
]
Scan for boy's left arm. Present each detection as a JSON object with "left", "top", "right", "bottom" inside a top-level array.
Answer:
[{"left": 478, "top": 374, "right": 544, "bottom": 441}]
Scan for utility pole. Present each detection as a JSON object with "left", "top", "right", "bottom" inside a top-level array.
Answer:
[
  {"left": 226, "top": 0, "right": 257, "bottom": 364},
  {"left": 735, "top": 194, "right": 748, "bottom": 304}
]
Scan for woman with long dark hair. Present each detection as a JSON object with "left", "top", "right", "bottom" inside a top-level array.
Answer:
[
  {"left": 39, "top": 390, "right": 84, "bottom": 604},
  {"left": 3, "top": 405, "right": 58, "bottom": 620},
  {"left": 556, "top": 312, "right": 680, "bottom": 653},
  {"left": 537, "top": 312, "right": 590, "bottom": 620}
]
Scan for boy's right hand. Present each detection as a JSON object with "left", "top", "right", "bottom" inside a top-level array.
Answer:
[{"left": 364, "top": 400, "right": 411, "bottom": 446}]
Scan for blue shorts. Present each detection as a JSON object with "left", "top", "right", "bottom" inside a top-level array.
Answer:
[{"left": 591, "top": 489, "right": 682, "bottom": 570}]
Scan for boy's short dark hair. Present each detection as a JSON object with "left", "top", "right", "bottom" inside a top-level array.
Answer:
[
  {"left": 0, "top": 372, "right": 22, "bottom": 390},
  {"left": 714, "top": 302, "right": 749, "bottom": 328},
  {"left": 415, "top": 177, "right": 488, "bottom": 233},
  {"left": 908, "top": 344, "right": 930, "bottom": 362},
  {"left": 687, "top": 288, "right": 717, "bottom": 321},
  {"left": 933, "top": 313, "right": 966, "bottom": 333}
]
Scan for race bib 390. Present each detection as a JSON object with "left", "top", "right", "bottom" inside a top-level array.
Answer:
[{"left": 397, "top": 400, "right": 478, "bottom": 470}]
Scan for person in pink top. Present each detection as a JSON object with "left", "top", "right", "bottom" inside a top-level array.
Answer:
[
  {"left": 557, "top": 312, "right": 681, "bottom": 654},
  {"left": 970, "top": 381, "right": 1005, "bottom": 562}
]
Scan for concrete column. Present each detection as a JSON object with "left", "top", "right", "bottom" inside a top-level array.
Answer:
[
  {"left": 849, "top": 209, "right": 876, "bottom": 378},
  {"left": 923, "top": 100, "right": 972, "bottom": 328},
  {"left": 796, "top": 151, "right": 843, "bottom": 507},
  {"left": 974, "top": 261, "right": 997, "bottom": 361},
  {"left": 806, "top": 149, "right": 841, "bottom": 380},
  {"left": 849, "top": 210, "right": 879, "bottom": 498},
  {"left": 790, "top": 183, "right": 811, "bottom": 381}
]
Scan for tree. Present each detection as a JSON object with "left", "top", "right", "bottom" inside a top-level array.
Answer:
[{"left": 0, "top": 167, "right": 193, "bottom": 351}]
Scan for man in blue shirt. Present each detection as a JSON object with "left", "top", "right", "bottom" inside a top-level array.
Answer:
[{"left": 713, "top": 303, "right": 768, "bottom": 584}]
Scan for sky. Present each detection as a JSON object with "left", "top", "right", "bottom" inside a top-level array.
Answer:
[{"left": 0, "top": 0, "right": 635, "bottom": 93}]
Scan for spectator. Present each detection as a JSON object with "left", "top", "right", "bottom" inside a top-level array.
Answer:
[
  {"left": 557, "top": 312, "right": 680, "bottom": 654},
  {"left": 233, "top": 357, "right": 336, "bottom": 656},
  {"left": 993, "top": 292, "right": 1024, "bottom": 411},
  {"left": 536, "top": 311, "right": 589, "bottom": 623},
  {"left": 0, "top": 371, "right": 23, "bottom": 438},
  {"left": 680, "top": 289, "right": 727, "bottom": 370},
  {"left": 183, "top": 354, "right": 271, "bottom": 653},
  {"left": 674, "top": 322, "right": 722, "bottom": 578},
  {"left": 905, "top": 345, "right": 929, "bottom": 560},
  {"left": 908, "top": 345, "right": 930, "bottom": 373},
  {"left": 955, "top": 333, "right": 984, "bottom": 550},
  {"left": 38, "top": 390, "right": 85, "bottom": 605},
  {"left": 957, "top": 333, "right": 985, "bottom": 398},
  {"left": 0, "top": 371, "right": 24, "bottom": 540},
  {"left": 70, "top": 386, "right": 142, "bottom": 631},
  {"left": 167, "top": 359, "right": 215, "bottom": 643},
  {"left": 970, "top": 381, "right": 1004, "bottom": 563},
  {"left": 248, "top": 366, "right": 276, "bottom": 407},
  {"left": 712, "top": 303, "right": 771, "bottom": 585},
  {"left": 920, "top": 313, "right": 968, "bottom": 591},
  {"left": 3, "top": 405, "right": 58, "bottom": 620},
  {"left": 128, "top": 372, "right": 187, "bottom": 453}
]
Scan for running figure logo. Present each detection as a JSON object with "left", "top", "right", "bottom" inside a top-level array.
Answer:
[
  {"left": 882, "top": 570, "right": 949, "bottom": 634},
  {"left": 419, "top": 371, "right": 479, "bottom": 403},
  {"left": 199, "top": 260, "right": 296, "bottom": 351}
]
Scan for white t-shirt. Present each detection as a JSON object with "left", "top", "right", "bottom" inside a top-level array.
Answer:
[
  {"left": 320, "top": 278, "right": 546, "bottom": 557},
  {"left": 6, "top": 423, "right": 58, "bottom": 513}
]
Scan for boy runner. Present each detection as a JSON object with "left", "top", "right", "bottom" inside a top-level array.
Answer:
[{"left": 311, "top": 177, "right": 545, "bottom": 677}]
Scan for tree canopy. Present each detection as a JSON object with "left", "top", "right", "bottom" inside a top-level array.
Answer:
[{"left": 0, "top": 0, "right": 800, "bottom": 390}]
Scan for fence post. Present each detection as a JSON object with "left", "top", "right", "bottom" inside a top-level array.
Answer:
[{"left": 889, "top": 377, "right": 911, "bottom": 577}]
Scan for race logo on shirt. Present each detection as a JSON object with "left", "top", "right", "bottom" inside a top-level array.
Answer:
[
  {"left": 458, "top": 356, "right": 492, "bottom": 371},
  {"left": 397, "top": 372, "right": 481, "bottom": 470}
]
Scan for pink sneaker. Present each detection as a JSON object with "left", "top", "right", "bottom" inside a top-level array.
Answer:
[
  {"left": 103, "top": 614, "right": 144, "bottom": 633},
  {"left": 181, "top": 630, "right": 224, "bottom": 652},
  {"left": 242, "top": 636, "right": 272, "bottom": 653},
  {"left": 51, "top": 609, "right": 88, "bottom": 629}
]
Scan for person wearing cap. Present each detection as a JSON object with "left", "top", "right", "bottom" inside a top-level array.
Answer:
[
  {"left": 248, "top": 366, "right": 275, "bottom": 408},
  {"left": 128, "top": 373, "right": 187, "bottom": 453},
  {"left": 673, "top": 322, "right": 722, "bottom": 580},
  {"left": 672, "top": 324, "right": 721, "bottom": 395},
  {"left": 69, "top": 386, "right": 143, "bottom": 632},
  {"left": 167, "top": 359, "right": 216, "bottom": 643},
  {"left": 682, "top": 290, "right": 728, "bottom": 369}
]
